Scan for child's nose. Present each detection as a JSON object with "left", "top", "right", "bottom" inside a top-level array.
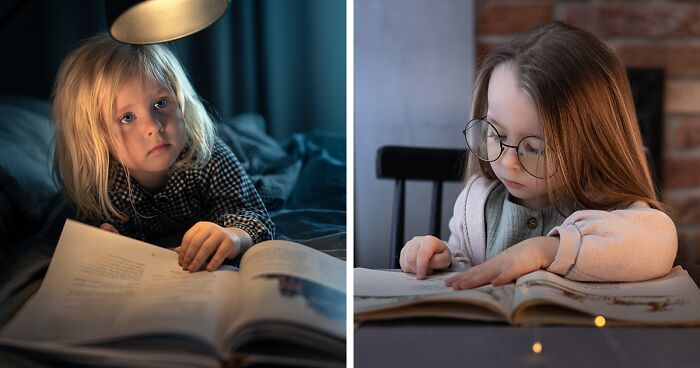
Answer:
[
  {"left": 145, "top": 113, "right": 165, "bottom": 135},
  {"left": 499, "top": 146, "right": 521, "bottom": 171}
]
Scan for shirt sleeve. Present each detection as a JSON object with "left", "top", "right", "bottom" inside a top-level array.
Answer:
[
  {"left": 203, "top": 142, "right": 275, "bottom": 245},
  {"left": 546, "top": 201, "right": 677, "bottom": 282}
]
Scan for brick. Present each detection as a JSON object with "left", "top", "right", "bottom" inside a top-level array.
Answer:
[
  {"left": 613, "top": 43, "right": 700, "bottom": 78},
  {"left": 476, "top": 42, "right": 499, "bottom": 65},
  {"left": 664, "top": 157, "right": 700, "bottom": 189},
  {"left": 689, "top": 233, "right": 700, "bottom": 264},
  {"left": 665, "top": 80, "right": 700, "bottom": 115},
  {"left": 664, "top": 193, "right": 700, "bottom": 226},
  {"left": 677, "top": 231, "right": 700, "bottom": 264},
  {"left": 477, "top": 1, "right": 553, "bottom": 35},
  {"left": 670, "top": 119, "right": 700, "bottom": 150},
  {"left": 564, "top": 2, "right": 700, "bottom": 39},
  {"left": 678, "top": 233, "right": 700, "bottom": 260}
]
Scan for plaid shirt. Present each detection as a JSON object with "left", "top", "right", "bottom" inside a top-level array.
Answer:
[{"left": 95, "top": 139, "right": 274, "bottom": 244}]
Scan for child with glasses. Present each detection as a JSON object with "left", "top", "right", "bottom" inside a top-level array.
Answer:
[
  {"left": 52, "top": 34, "right": 274, "bottom": 272},
  {"left": 399, "top": 21, "right": 677, "bottom": 288}
]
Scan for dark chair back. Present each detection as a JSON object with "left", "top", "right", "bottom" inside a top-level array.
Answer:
[{"left": 376, "top": 146, "right": 466, "bottom": 268}]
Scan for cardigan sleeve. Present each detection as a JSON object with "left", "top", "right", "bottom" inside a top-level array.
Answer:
[
  {"left": 446, "top": 183, "right": 473, "bottom": 269},
  {"left": 546, "top": 201, "right": 677, "bottom": 282}
]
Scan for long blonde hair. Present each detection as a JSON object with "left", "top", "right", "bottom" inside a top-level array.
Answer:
[
  {"left": 467, "top": 21, "right": 661, "bottom": 211},
  {"left": 53, "top": 34, "right": 217, "bottom": 221}
]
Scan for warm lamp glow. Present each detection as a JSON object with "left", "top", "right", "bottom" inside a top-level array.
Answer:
[
  {"left": 594, "top": 315, "right": 606, "bottom": 327},
  {"left": 107, "top": 0, "right": 229, "bottom": 44},
  {"left": 532, "top": 342, "right": 542, "bottom": 354}
]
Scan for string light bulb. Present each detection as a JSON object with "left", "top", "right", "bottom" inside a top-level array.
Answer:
[
  {"left": 532, "top": 341, "right": 543, "bottom": 354},
  {"left": 594, "top": 315, "right": 606, "bottom": 327}
]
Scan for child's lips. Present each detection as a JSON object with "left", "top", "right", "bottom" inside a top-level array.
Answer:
[
  {"left": 503, "top": 178, "right": 524, "bottom": 188},
  {"left": 149, "top": 143, "right": 171, "bottom": 155}
]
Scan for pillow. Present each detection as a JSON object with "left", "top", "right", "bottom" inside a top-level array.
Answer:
[{"left": 0, "top": 97, "right": 58, "bottom": 240}]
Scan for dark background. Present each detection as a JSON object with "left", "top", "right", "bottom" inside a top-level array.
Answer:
[{"left": 0, "top": 0, "right": 346, "bottom": 140}]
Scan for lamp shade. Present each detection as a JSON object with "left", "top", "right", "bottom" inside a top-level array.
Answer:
[{"left": 106, "top": 0, "right": 229, "bottom": 44}]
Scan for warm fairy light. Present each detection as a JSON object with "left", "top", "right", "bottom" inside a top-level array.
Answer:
[
  {"left": 594, "top": 315, "right": 606, "bottom": 327},
  {"left": 532, "top": 342, "right": 542, "bottom": 354}
]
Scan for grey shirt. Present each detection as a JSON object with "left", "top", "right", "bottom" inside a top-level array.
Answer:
[{"left": 484, "top": 184, "right": 566, "bottom": 260}]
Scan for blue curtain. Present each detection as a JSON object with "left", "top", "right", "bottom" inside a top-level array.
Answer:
[{"left": 0, "top": 0, "right": 346, "bottom": 141}]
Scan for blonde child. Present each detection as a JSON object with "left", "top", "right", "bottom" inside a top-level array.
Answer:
[
  {"left": 399, "top": 21, "right": 677, "bottom": 288},
  {"left": 52, "top": 34, "right": 274, "bottom": 272}
]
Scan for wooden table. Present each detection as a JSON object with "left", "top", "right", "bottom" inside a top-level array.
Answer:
[{"left": 355, "top": 265, "right": 700, "bottom": 368}]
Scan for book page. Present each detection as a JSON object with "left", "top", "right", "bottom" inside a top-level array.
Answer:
[
  {"left": 355, "top": 268, "right": 458, "bottom": 297},
  {"left": 1, "top": 220, "right": 239, "bottom": 352},
  {"left": 222, "top": 241, "right": 346, "bottom": 351},
  {"left": 227, "top": 272, "right": 346, "bottom": 343},
  {"left": 512, "top": 266, "right": 700, "bottom": 324},
  {"left": 239, "top": 240, "right": 345, "bottom": 292},
  {"left": 354, "top": 268, "right": 514, "bottom": 319}
]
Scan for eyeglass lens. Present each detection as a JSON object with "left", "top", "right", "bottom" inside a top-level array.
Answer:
[{"left": 463, "top": 118, "right": 555, "bottom": 179}]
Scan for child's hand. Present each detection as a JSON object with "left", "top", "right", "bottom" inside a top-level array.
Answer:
[
  {"left": 445, "top": 236, "right": 559, "bottom": 289},
  {"left": 100, "top": 223, "right": 119, "bottom": 234},
  {"left": 399, "top": 235, "right": 452, "bottom": 280},
  {"left": 175, "top": 222, "right": 247, "bottom": 273}
]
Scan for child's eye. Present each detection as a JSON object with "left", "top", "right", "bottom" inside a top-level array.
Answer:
[
  {"left": 524, "top": 143, "right": 544, "bottom": 156},
  {"left": 119, "top": 112, "right": 135, "bottom": 124},
  {"left": 154, "top": 97, "right": 169, "bottom": 110},
  {"left": 487, "top": 132, "right": 503, "bottom": 141}
]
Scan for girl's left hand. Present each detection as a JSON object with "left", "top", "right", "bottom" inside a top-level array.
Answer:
[
  {"left": 175, "top": 222, "right": 248, "bottom": 272},
  {"left": 445, "top": 236, "right": 559, "bottom": 289}
]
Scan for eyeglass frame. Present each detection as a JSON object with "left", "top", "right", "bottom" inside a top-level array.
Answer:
[{"left": 461, "top": 117, "right": 556, "bottom": 179}]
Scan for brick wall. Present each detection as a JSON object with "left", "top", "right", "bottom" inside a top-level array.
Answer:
[{"left": 476, "top": 0, "right": 700, "bottom": 263}]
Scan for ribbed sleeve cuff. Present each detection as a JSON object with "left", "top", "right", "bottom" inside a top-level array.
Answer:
[{"left": 546, "top": 224, "right": 582, "bottom": 276}]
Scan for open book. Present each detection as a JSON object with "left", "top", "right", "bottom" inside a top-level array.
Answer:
[
  {"left": 354, "top": 267, "right": 700, "bottom": 326},
  {"left": 0, "top": 220, "right": 346, "bottom": 367}
]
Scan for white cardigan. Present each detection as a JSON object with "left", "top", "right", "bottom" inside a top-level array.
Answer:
[{"left": 446, "top": 176, "right": 678, "bottom": 282}]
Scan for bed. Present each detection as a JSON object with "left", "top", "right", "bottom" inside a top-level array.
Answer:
[{"left": 0, "top": 96, "right": 347, "bottom": 332}]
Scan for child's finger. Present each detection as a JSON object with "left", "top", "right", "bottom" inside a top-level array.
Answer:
[
  {"left": 206, "top": 244, "right": 231, "bottom": 272},
  {"left": 182, "top": 230, "right": 211, "bottom": 268},
  {"left": 100, "top": 223, "right": 119, "bottom": 234},
  {"left": 445, "top": 270, "right": 470, "bottom": 286},
  {"left": 429, "top": 249, "right": 450, "bottom": 270},
  {"left": 182, "top": 224, "right": 204, "bottom": 244},
  {"left": 187, "top": 235, "right": 220, "bottom": 272},
  {"left": 414, "top": 243, "right": 434, "bottom": 280},
  {"left": 180, "top": 225, "right": 203, "bottom": 261},
  {"left": 399, "top": 252, "right": 412, "bottom": 273},
  {"left": 457, "top": 268, "right": 496, "bottom": 289},
  {"left": 178, "top": 243, "right": 188, "bottom": 266},
  {"left": 399, "top": 241, "right": 413, "bottom": 271},
  {"left": 181, "top": 223, "right": 200, "bottom": 246},
  {"left": 400, "top": 244, "right": 417, "bottom": 273}
]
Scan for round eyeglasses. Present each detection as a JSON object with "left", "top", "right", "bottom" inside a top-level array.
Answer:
[{"left": 462, "top": 118, "right": 556, "bottom": 179}]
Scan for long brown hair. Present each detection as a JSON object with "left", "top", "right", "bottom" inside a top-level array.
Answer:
[{"left": 467, "top": 21, "right": 661, "bottom": 211}]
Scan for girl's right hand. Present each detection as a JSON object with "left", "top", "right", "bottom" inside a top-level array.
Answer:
[
  {"left": 100, "top": 223, "right": 119, "bottom": 234},
  {"left": 399, "top": 235, "right": 452, "bottom": 280}
]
